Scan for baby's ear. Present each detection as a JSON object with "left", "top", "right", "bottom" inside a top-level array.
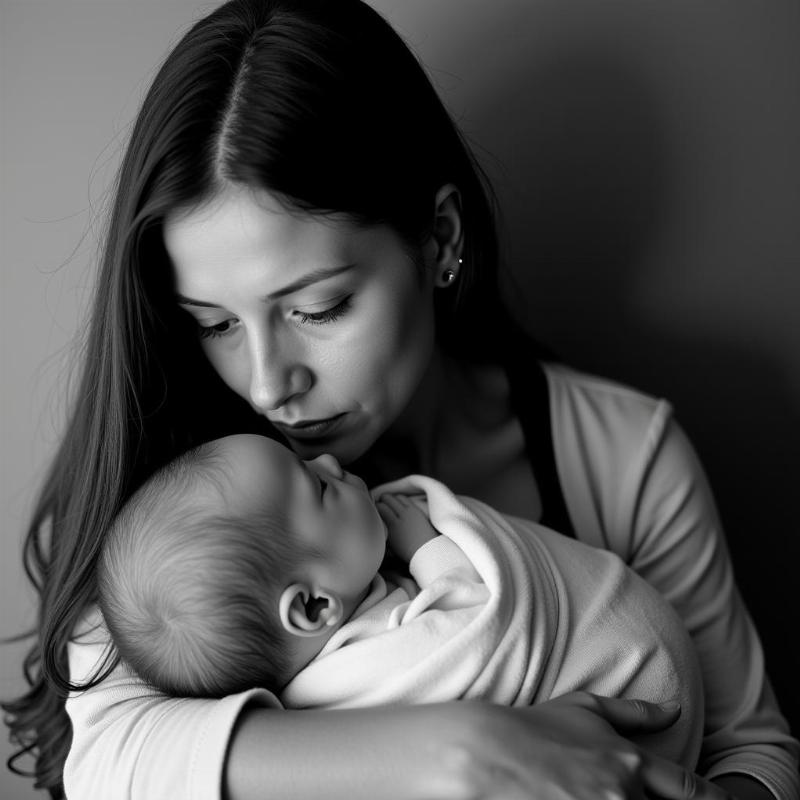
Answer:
[{"left": 278, "top": 583, "right": 344, "bottom": 637}]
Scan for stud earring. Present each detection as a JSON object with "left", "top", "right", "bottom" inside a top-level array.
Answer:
[{"left": 441, "top": 269, "right": 456, "bottom": 285}]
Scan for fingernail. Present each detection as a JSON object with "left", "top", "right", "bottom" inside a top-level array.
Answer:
[{"left": 658, "top": 700, "right": 680, "bottom": 712}]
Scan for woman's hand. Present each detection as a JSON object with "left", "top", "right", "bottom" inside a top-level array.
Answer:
[
  {"left": 437, "top": 692, "right": 679, "bottom": 800},
  {"left": 641, "top": 754, "right": 738, "bottom": 799},
  {"left": 446, "top": 691, "right": 742, "bottom": 800}
]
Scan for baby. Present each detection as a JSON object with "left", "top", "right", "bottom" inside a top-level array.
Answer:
[{"left": 98, "top": 433, "right": 703, "bottom": 768}]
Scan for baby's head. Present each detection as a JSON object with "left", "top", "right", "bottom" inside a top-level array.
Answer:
[{"left": 98, "top": 434, "right": 387, "bottom": 697}]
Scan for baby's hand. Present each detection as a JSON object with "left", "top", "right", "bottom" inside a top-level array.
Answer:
[{"left": 376, "top": 494, "right": 438, "bottom": 564}]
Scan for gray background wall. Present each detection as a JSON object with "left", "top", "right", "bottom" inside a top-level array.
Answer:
[{"left": 2, "top": 1, "right": 798, "bottom": 797}]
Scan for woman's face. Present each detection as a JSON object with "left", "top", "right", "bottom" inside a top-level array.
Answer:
[{"left": 165, "top": 186, "right": 438, "bottom": 464}]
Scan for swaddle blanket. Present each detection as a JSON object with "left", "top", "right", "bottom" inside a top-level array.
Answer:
[{"left": 282, "top": 475, "right": 702, "bottom": 768}]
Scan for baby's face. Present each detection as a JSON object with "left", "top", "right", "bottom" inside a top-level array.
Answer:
[{"left": 215, "top": 434, "right": 386, "bottom": 601}]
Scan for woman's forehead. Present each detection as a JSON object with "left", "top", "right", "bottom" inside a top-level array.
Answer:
[
  {"left": 163, "top": 188, "right": 396, "bottom": 305},
  {"left": 166, "top": 190, "right": 347, "bottom": 265}
]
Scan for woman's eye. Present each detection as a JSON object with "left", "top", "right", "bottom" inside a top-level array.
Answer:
[
  {"left": 295, "top": 295, "right": 352, "bottom": 326},
  {"left": 198, "top": 318, "right": 239, "bottom": 340}
]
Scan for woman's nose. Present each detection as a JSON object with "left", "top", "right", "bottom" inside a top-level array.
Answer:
[
  {"left": 248, "top": 333, "right": 312, "bottom": 412},
  {"left": 304, "top": 454, "right": 344, "bottom": 479}
]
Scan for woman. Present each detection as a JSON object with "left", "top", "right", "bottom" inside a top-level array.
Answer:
[{"left": 4, "top": 1, "right": 798, "bottom": 798}]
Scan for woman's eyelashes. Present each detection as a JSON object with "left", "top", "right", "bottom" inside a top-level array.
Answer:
[
  {"left": 294, "top": 295, "right": 353, "bottom": 326},
  {"left": 194, "top": 295, "right": 353, "bottom": 340},
  {"left": 197, "top": 318, "right": 239, "bottom": 340}
]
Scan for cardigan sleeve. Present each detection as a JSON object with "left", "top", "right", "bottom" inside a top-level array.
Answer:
[
  {"left": 63, "top": 607, "right": 280, "bottom": 800},
  {"left": 546, "top": 364, "right": 800, "bottom": 800},
  {"left": 621, "top": 410, "right": 799, "bottom": 798}
]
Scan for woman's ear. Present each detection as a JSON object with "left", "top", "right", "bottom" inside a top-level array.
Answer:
[
  {"left": 428, "top": 183, "right": 464, "bottom": 281},
  {"left": 278, "top": 583, "right": 344, "bottom": 638}
]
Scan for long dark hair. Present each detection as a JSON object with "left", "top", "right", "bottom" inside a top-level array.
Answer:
[{"left": 2, "top": 0, "right": 505, "bottom": 794}]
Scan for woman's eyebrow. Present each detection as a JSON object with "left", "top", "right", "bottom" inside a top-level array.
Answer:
[
  {"left": 175, "top": 295, "right": 220, "bottom": 308},
  {"left": 175, "top": 263, "right": 357, "bottom": 307},
  {"left": 264, "top": 263, "right": 357, "bottom": 300}
]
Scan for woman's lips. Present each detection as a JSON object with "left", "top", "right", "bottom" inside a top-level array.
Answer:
[{"left": 272, "top": 413, "right": 348, "bottom": 440}]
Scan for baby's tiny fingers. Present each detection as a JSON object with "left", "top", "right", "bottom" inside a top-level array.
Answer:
[
  {"left": 381, "top": 494, "right": 406, "bottom": 514},
  {"left": 376, "top": 499, "right": 398, "bottom": 521}
]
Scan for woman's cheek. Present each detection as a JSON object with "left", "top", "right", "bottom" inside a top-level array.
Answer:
[
  {"left": 340, "top": 299, "right": 412, "bottom": 390},
  {"left": 355, "top": 292, "right": 435, "bottom": 416}
]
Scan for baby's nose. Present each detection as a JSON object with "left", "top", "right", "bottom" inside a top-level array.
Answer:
[{"left": 305, "top": 453, "right": 344, "bottom": 479}]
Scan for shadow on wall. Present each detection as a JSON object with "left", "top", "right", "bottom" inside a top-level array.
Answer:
[{"left": 477, "top": 45, "right": 800, "bottom": 733}]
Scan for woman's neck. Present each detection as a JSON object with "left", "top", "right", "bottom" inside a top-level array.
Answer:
[
  {"left": 362, "top": 350, "right": 509, "bottom": 480},
  {"left": 357, "top": 349, "right": 543, "bottom": 520}
]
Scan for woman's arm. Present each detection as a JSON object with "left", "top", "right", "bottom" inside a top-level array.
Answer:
[
  {"left": 64, "top": 608, "right": 279, "bottom": 800},
  {"left": 225, "top": 693, "right": 688, "bottom": 800},
  {"left": 547, "top": 366, "right": 799, "bottom": 798},
  {"left": 628, "top": 415, "right": 799, "bottom": 799},
  {"left": 68, "top": 611, "right": 736, "bottom": 798},
  {"left": 68, "top": 608, "right": 688, "bottom": 800}
]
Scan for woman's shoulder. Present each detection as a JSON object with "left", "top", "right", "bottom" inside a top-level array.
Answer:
[
  {"left": 541, "top": 361, "right": 674, "bottom": 444},
  {"left": 539, "top": 362, "right": 678, "bottom": 552},
  {"left": 542, "top": 361, "right": 667, "bottom": 410},
  {"left": 501, "top": 326, "right": 671, "bottom": 435},
  {"left": 68, "top": 604, "right": 117, "bottom": 685},
  {"left": 72, "top": 603, "right": 107, "bottom": 642}
]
